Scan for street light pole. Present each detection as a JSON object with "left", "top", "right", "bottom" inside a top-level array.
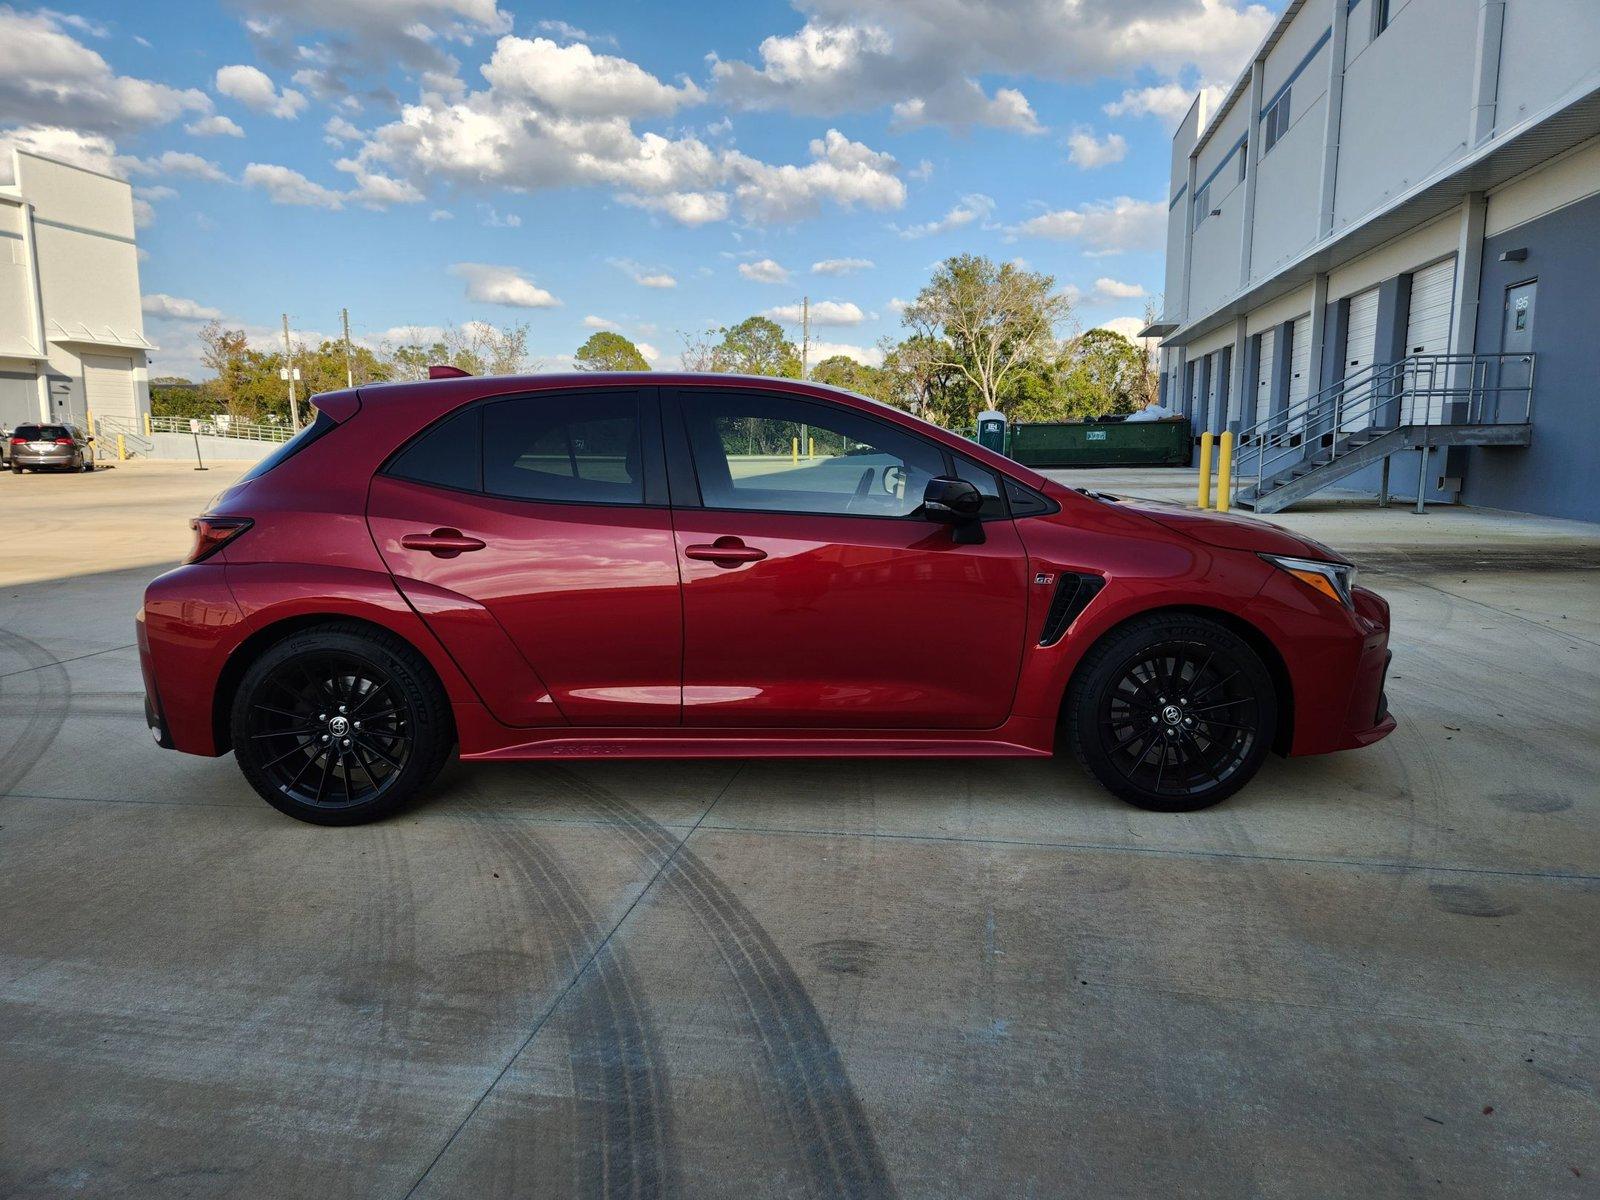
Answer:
[
  {"left": 282, "top": 313, "right": 301, "bottom": 429},
  {"left": 341, "top": 307, "right": 354, "bottom": 389}
]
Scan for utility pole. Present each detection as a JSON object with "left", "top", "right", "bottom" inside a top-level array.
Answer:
[
  {"left": 282, "top": 313, "right": 301, "bottom": 429},
  {"left": 800, "top": 295, "right": 810, "bottom": 377},
  {"left": 341, "top": 307, "right": 355, "bottom": 389}
]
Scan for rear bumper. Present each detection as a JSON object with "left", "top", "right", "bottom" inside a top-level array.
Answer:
[
  {"left": 13, "top": 451, "right": 78, "bottom": 468},
  {"left": 138, "top": 563, "right": 244, "bottom": 756}
]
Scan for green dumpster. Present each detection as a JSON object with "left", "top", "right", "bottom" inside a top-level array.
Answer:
[{"left": 1007, "top": 418, "right": 1192, "bottom": 468}]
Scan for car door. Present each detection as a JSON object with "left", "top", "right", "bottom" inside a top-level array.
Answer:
[
  {"left": 665, "top": 386, "right": 1030, "bottom": 730},
  {"left": 366, "top": 387, "right": 683, "bottom": 727}
]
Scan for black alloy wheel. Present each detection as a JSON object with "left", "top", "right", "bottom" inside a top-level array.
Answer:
[
  {"left": 1067, "top": 614, "right": 1277, "bottom": 812},
  {"left": 231, "top": 624, "right": 453, "bottom": 824}
]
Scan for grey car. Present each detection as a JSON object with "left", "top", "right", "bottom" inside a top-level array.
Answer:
[{"left": 8, "top": 423, "right": 94, "bottom": 472}]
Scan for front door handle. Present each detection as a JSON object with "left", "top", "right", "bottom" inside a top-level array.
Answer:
[
  {"left": 401, "top": 528, "right": 485, "bottom": 557},
  {"left": 684, "top": 537, "right": 768, "bottom": 567}
]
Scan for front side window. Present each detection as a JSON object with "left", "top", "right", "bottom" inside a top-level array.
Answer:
[
  {"left": 681, "top": 391, "right": 945, "bottom": 518},
  {"left": 483, "top": 392, "right": 644, "bottom": 505}
]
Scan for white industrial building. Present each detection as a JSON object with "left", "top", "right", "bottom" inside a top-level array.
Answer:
[
  {"left": 1146, "top": 0, "right": 1600, "bottom": 521},
  {"left": 1, "top": 148, "right": 152, "bottom": 437}
]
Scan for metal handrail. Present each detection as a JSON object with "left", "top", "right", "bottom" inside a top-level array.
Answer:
[
  {"left": 148, "top": 413, "right": 296, "bottom": 443},
  {"left": 1229, "top": 352, "right": 1535, "bottom": 506}
]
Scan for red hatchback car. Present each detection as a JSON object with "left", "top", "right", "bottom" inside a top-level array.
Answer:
[{"left": 138, "top": 373, "right": 1395, "bottom": 825}]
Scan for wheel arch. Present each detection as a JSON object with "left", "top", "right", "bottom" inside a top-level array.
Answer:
[
  {"left": 1058, "top": 603, "right": 1296, "bottom": 756},
  {"left": 211, "top": 613, "right": 454, "bottom": 754}
]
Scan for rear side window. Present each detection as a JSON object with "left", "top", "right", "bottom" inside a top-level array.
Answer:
[
  {"left": 237, "top": 411, "right": 336, "bottom": 484},
  {"left": 482, "top": 392, "right": 644, "bottom": 505},
  {"left": 386, "top": 406, "right": 481, "bottom": 492}
]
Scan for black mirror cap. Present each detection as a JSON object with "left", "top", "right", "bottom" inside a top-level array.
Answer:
[{"left": 922, "top": 475, "right": 984, "bottom": 521}]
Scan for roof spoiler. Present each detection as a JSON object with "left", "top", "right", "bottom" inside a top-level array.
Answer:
[{"left": 428, "top": 364, "right": 473, "bottom": 379}]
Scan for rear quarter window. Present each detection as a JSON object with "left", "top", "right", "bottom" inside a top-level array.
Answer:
[{"left": 236, "top": 411, "right": 337, "bottom": 483}]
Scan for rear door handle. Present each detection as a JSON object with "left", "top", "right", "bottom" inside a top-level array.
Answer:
[
  {"left": 684, "top": 537, "right": 767, "bottom": 567},
  {"left": 401, "top": 528, "right": 485, "bottom": 557}
]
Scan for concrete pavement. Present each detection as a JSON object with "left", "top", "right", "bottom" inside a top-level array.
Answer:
[{"left": 1, "top": 461, "right": 1596, "bottom": 1198}]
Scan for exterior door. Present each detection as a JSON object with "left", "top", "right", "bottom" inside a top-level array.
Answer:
[
  {"left": 1253, "top": 328, "right": 1275, "bottom": 430},
  {"left": 667, "top": 388, "right": 1030, "bottom": 730},
  {"left": 82, "top": 353, "right": 137, "bottom": 423},
  {"left": 1404, "top": 258, "right": 1456, "bottom": 423},
  {"left": 1341, "top": 288, "right": 1380, "bottom": 431},
  {"left": 1287, "top": 315, "right": 1312, "bottom": 436},
  {"left": 366, "top": 388, "right": 684, "bottom": 727},
  {"left": 1499, "top": 280, "right": 1536, "bottom": 422}
]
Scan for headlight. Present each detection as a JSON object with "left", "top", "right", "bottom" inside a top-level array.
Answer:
[{"left": 1261, "top": 553, "right": 1356, "bottom": 609}]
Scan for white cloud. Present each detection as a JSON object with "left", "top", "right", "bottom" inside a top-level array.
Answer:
[
  {"left": 323, "top": 115, "right": 362, "bottom": 144},
  {"left": 143, "top": 293, "right": 224, "bottom": 321},
  {"left": 811, "top": 257, "right": 874, "bottom": 275},
  {"left": 765, "top": 300, "right": 868, "bottom": 326},
  {"left": 186, "top": 114, "right": 245, "bottom": 138},
  {"left": 739, "top": 258, "right": 790, "bottom": 284},
  {"left": 583, "top": 314, "right": 618, "bottom": 329},
  {"left": 808, "top": 340, "right": 883, "bottom": 367},
  {"left": 535, "top": 19, "right": 615, "bottom": 46},
  {"left": 241, "top": 162, "right": 347, "bottom": 208},
  {"left": 1093, "top": 277, "right": 1146, "bottom": 301},
  {"left": 1012, "top": 196, "right": 1165, "bottom": 254},
  {"left": 0, "top": 125, "right": 118, "bottom": 173},
  {"left": 1097, "top": 316, "right": 1151, "bottom": 343},
  {"left": 895, "top": 192, "right": 993, "bottom": 238},
  {"left": 1104, "top": 82, "right": 1230, "bottom": 128},
  {"left": 481, "top": 36, "right": 703, "bottom": 118},
  {"left": 710, "top": 0, "right": 1272, "bottom": 133},
  {"left": 0, "top": 8, "right": 211, "bottom": 135},
  {"left": 611, "top": 259, "right": 678, "bottom": 288},
  {"left": 636, "top": 341, "right": 660, "bottom": 362},
  {"left": 450, "top": 262, "right": 561, "bottom": 308},
  {"left": 617, "top": 190, "right": 730, "bottom": 226},
  {"left": 215, "top": 65, "right": 307, "bottom": 119},
  {"left": 429, "top": 208, "right": 454, "bottom": 220},
  {"left": 128, "top": 150, "right": 229, "bottom": 182},
  {"left": 480, "top": 205, "right": 521, "bottom": 227},
  {"left": 1066, "top": 128, "right": 1127, "bottom": 169},
  {"left": 724, "top": 129, "right": 905, "bottom": 222}
]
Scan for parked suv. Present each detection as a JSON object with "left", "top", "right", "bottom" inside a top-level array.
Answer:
[
  {"left": 9, "top": 423, "right": 93, "bottom": 472},
  {"left": 138, "top": 374, "right": 1395, "bottom": 825}
]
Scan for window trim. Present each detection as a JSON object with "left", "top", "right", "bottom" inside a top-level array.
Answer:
[
  {"left": 663, "top": 386, "right": 1018, "bottom": 523},
  {"left": 378, "top": 386, "right": 668, "bottom": 509}
]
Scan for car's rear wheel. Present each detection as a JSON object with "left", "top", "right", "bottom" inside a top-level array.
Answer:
[
  {"left": 1067, "top": 614, "right": 1277, "bottom": 812},
  {"left": 230, "top": 623, "right": 453, "bottom": 825}
]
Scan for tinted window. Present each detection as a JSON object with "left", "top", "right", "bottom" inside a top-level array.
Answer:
[
  {"left": 1006, "top": 478, "right": 1055, "bottom": 517},
  {"left": 682, "top": 391, "right": 944, "bottom": 518},
  {"left": 483, "top": 393, "right": 644, "bottom": 505},
  {"left": 237, "top": 411, "right": 336, "bottom": 484},
  {"left": 14, "top": 425, "right": 66, "bottom": 440},
  {"left": 950, "top": 454, "right": 1006, "bottom": 518},
  {"left": 387, "top": 407, "right": 481, "bottom": 491}
]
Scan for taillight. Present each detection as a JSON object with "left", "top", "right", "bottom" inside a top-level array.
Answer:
[
  {"left": 9, "top": 437, "right": 23, "bottom": 446},
  {"left": 54, "top": 437, "right": 74, "bottom": 445},
  {"left": 187, "top": 516, "right": 253, "bottom": 564}
]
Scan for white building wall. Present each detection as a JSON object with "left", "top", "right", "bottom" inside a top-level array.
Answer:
[{"left": 1495, "top": 0, "right": 1600, "bottom": 135}]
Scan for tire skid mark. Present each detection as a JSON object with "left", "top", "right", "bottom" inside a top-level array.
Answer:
[
  {"left": 463, "top": 799, "right": 679, "bottom": 1200},
  {"left": 0, "top": 629, "right": 71, "bottom": 797},
  {"left": 548, "top": 767, "right": 897, "bottom": 1200}
]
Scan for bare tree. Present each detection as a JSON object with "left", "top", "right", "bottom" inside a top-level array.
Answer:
[{"left": 901, "top": 254, "right": 1074, "bottom": 417}]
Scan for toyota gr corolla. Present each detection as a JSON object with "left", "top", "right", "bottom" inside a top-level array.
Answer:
[{"left": 137, "top": 373, "right": 1395, "bottom": 825}]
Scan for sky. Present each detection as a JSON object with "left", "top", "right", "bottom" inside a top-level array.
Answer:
[{"left": 0, "top": 0, "right": 1285, "bottom": 378}]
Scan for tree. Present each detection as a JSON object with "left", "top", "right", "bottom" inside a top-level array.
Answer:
[
  {"left": 702, "top": 316, "right": 802, "bottom": 378},
  {"left": 575, "top": 330, "right": 650, "bottom": 372},
  {"left": 879, "top": 334, "right": 975, "bottom": 427},
  {"left": 380, "top": 322, "right": 533, "bottom": 380},
  {"left": 901, "top": 255, "right": 1073, "bottom": 418},
  {"left": 1059, "top": 329, "right": 1151, "bottom": 417},
  {"left": 197, "top": 321, "right": 250, "bottom": 418},
  {"left": 810, "top": 354, "right": 888, "bottom": 401}
]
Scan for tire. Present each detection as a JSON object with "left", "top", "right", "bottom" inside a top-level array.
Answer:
[
  {"left": 230, "top": 622, "right": 455, "bottom": 825},
  {"left": 1066, "top": 613, "right": 1277, "bottom": 812},
  {"left": 9, "top": 463, "right": 20, "bottom": 474},
  {"left": 83, "top": 458, "right": 95, "bottom": 472}
]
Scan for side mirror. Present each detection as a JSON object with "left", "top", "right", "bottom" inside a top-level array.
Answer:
[{"left": 922, "top": 475, "right": 986, "bottom": 543}]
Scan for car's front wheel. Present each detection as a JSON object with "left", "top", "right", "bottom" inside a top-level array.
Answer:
[
  {"left": 230, "top": 623, "right": 454, "bottom": 824},
  {"left": 1067, "top": 613, "right": 1278, "bottom": 812}
]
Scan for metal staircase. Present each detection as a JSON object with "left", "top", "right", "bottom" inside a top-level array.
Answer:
[
  {"left": 1230, "top": 353, "right": 1535, "bottom": 514},
  {"left": 90, "top": 415, "right": 155, "bottom": 461}
]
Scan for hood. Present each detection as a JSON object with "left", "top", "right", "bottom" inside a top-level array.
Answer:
[{"left": 1095, "top": 494, "right": 1351, "bottom": 564}]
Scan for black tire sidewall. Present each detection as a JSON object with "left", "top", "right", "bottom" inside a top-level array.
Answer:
[
  {"left": 1068, "top": 614, "right": 1278, "bottom": 812},
  {"left": 230, "top": 624, "right": 453, "bottom": 825}
]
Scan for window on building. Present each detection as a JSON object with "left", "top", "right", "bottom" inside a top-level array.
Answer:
[
  {"left": 1262, "top": 88, "right": 1292, "bottom": 154},
  {"left": 1192, "top": 182, "right": 1210, "bottom": 229},
  {"left": 1372, "top": 0, "right": 1392, "bottom": 37},
  {"left": 1238, "top": 141, "right": 1249, "bottom": 182}
]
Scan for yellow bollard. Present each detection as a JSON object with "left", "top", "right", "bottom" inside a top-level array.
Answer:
[
  {"left": 117, "top": 433, "right": 127, "bottom": 461},
  {"left": 792, "top": 436, "right": 799, "bottom": 464},
  {"left": 1215, "top": 431, "right": 1233, "bottom": 513},
  {"left": 144, "top": 411, "right": 152, "bottom": 437},
  {"left": 808, "top": 436, "right": 815, "bottom": 458},
  {"left": 1196, "top": 431, "right": 1214, "bottom": 509}
]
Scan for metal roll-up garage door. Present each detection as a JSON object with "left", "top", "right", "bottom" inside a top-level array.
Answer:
[
  {"left": 1254, "top": 328, "right": 1275, "bottom": 428},
  {"left": 1209, "top": 349, "right": 1228, "bottom": 433},
  {"left": 83, "top": 353, "right": 137, "bottom": 424},
  {"left": 1287, "top": 315, "right": 1312, "bottom": 435},
  {"left": 1341, "top": 287, "right": 1381, "bottom": 431},
  {"left": 1404, "top": 257, "right": 1456, "bottom": 424}
]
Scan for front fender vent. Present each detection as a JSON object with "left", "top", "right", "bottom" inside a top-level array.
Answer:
[{"left": 1039, "top": 572, "right": 1106, "bottom": 646}]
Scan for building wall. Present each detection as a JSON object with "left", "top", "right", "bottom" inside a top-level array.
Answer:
[
  {"left": 1463, "top": 190, "right": 1600, "bottom": 521},
  {"left": 1496, "top": 0, "right": 1600, "bottom": 134}
]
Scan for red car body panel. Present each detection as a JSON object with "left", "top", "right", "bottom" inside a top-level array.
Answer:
[{"left": 138, "top": 372, "right": 1395, "bottom": 766}]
